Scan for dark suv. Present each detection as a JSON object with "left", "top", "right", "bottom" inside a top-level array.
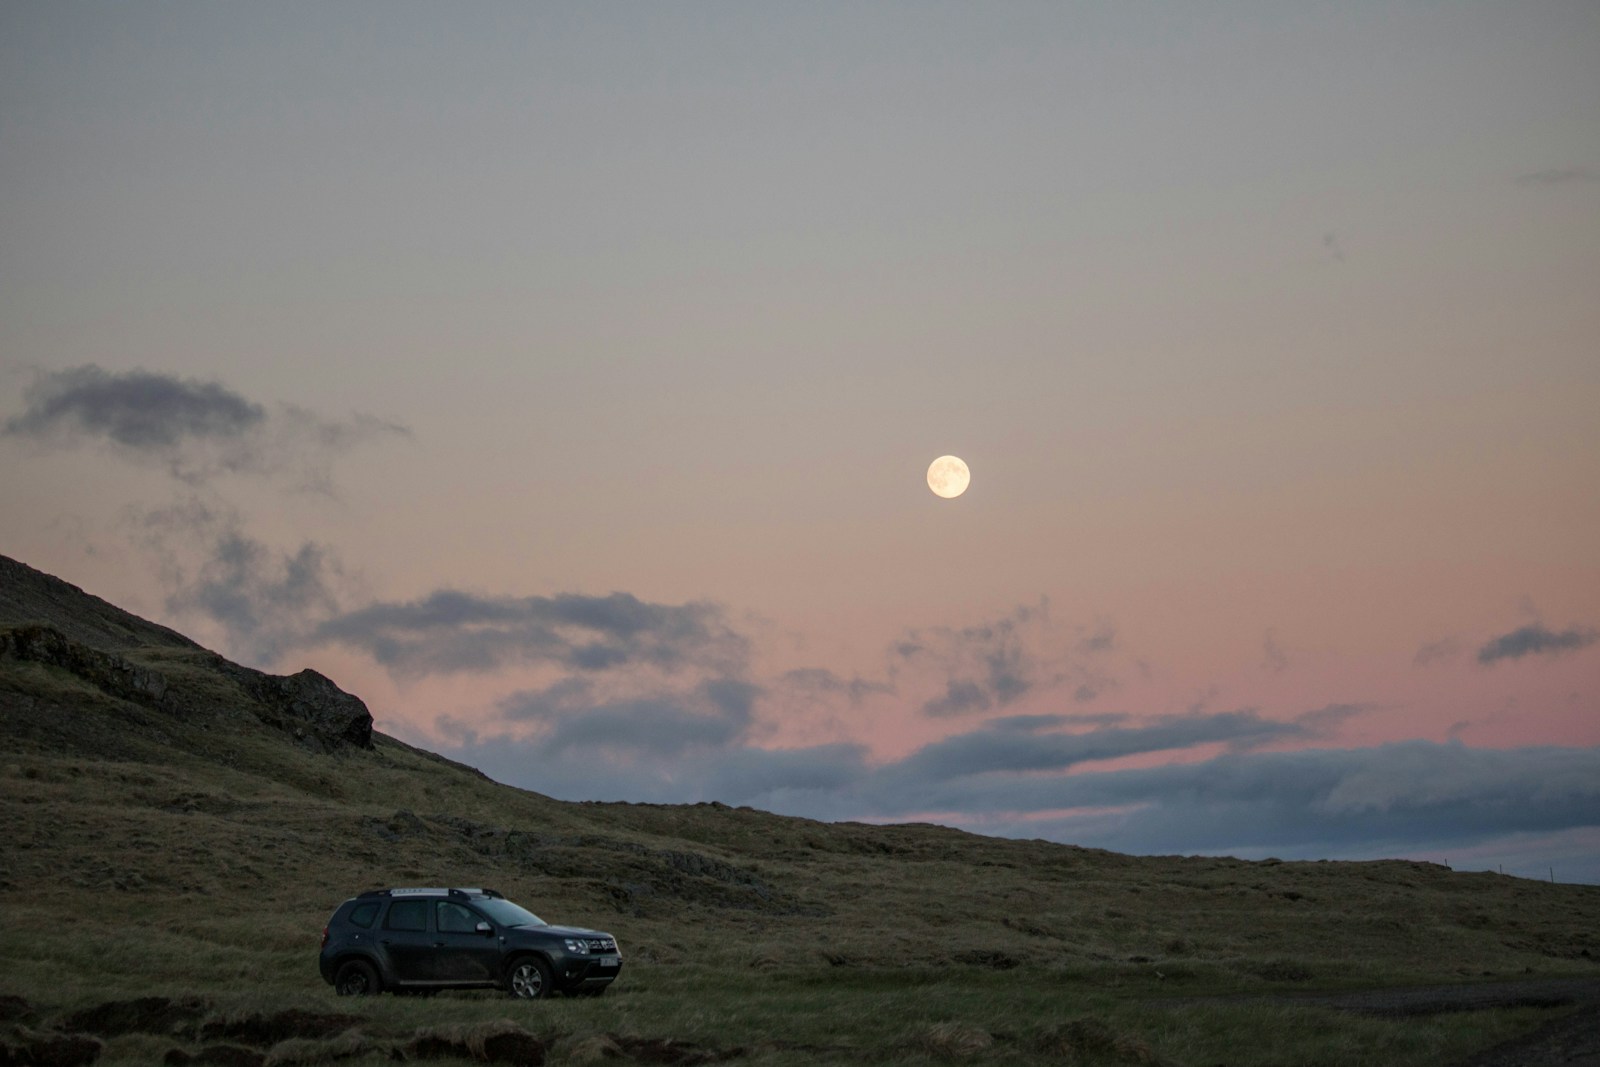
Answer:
[{"left": 319, "top": 887, "right": 621, "bottom": 999}]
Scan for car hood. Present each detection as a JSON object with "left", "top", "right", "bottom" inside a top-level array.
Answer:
[{"left": 513, "top": 923, "right": 611, "bottom": 939}]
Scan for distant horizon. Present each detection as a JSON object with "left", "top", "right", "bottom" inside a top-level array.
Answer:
[{"left": 3, "top": 3, "right": 1596, "bottom": 886}]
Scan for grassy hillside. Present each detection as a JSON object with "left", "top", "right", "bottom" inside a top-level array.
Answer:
[{"left": 2, "top": 554, "right": 1597, "bottom": 1066}]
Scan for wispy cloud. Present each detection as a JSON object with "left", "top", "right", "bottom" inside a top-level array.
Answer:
[
  {"left": 132, "top": 496, "right": 347, "bottom": 666},
  {"left": 1262, "top": 630, "right": 1289, "bottom": 673},
  {"left": 1413, "top": 636, "right": 1461, "bottom": 667},
  {"left": 777, "top": 667, "right": 893, "bottom": 705},
  {"left": 882, "top": 708, "right": 1303, "bottom": 788},
  {"left": 898, "top": 600, "right": 1116, "bottom": 717},
  {"left": 3, "top": 365, "right": 408, "bottom": 489},
  {"left": 500, "top": 676, "right": 761, "bottom": 757},
  {"left": 314, "top": 589, "right": 749, "bottom": 679},
  {"left": 1514, "top": 166, "right": 1600, "bottom": 187},
  {"left": 1476, "top": 623, "right": 1598, "bottom": 665}
]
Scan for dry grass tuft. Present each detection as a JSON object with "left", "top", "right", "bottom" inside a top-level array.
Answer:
[
  {"left": 554, "top": 1032, "right": 624, "bottom": 1064},
  {"left": 404, "top": 1018, "right": 546, "bottom": 1064},
  {"left": 911, "top": 1021, "right": 995, "bottom": 1059},
  {"left": 1035, "top": 1018, "right": 1166, "bottom": 1064},
  {"left": 262, "top": 1031, "right": 374, "bottom": 1065}
]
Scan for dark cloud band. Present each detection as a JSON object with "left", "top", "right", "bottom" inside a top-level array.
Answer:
[
  {"left": 314, "top": 589, "right": 748, "bottom": 678},
  {"left": 5, "top": 365, "right": 264, "bottom": 449},
  {"left": 1477, "top": 623, "right": 1598, "bottom": 665}
]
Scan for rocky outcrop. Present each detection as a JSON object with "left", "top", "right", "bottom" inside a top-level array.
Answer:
[
  {"left": 0, "top": 625, "right": 169, "bottom": 704},
  {"left": 235, "top": 666, "right": 373, "bottom": 751},
  {"left": 0, "top": 624, "right": 372, "bottom": 753}
]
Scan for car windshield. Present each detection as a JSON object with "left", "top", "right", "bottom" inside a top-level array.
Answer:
[{"left": 476, "top": 898, "right": 545, "bottom": 928}]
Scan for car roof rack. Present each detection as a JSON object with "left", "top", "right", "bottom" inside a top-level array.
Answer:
[{"left": 355, "top": 887, "right": 506, "bottom": 899}]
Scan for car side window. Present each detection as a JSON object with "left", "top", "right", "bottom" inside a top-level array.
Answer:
[
  {"left": 436, "top": 901, "right": 480, "bottom": 934},
  {"left": 384, "top": 899, "right": 429, "bottom": 932},
  {"left": 348, "top": 903, "right": 379, "bottom": 929}
]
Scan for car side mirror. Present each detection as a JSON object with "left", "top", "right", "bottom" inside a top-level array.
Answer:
[{"left": 476, "top": 921, "right": 493, "bottom": 936}]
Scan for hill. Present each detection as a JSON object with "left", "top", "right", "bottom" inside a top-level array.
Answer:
[{"left": 2, "top": 552, "right": 1597, "bottom": 1066}]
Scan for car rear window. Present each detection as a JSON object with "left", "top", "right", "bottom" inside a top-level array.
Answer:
[{"left": 347, "top": 902, "right": 379, "bottom": 929}]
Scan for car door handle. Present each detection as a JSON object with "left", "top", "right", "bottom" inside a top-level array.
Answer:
[{"left": 433, "top": 942, "right": 446, "bottom": 947}]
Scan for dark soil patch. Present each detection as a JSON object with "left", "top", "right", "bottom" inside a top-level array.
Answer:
[
  {"left": 0, "top": 1030, "right": 102, "bottom": 1067},
  {"left": 612, "top": 1036, "right": 741, "bottom": 1064},
  {"left": 405, "top": 1023, "right": 546, "bottom": 1065},
  {"left": 953, "top": 949, "right": 1021, "bottom": 970},
  {"left": 60, "top": 996, "right": 208, "bottom": 1037},
  {"left": 0, "top": 997, "right": 34, "bottom": 1025},
  {"left": 198, "top": 1010, "right": 363, "bottom": 1046},
  {"left": 163, "top": 1044, "right": 264, "bottom": 1067},
  {"left": 1277, "top": 977, "right": 1600, "bottom": 1019}
]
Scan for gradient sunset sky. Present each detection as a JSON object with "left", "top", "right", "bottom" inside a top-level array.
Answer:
[{"left": 4, "top": 3, "right": 1598, "bottom": 880}]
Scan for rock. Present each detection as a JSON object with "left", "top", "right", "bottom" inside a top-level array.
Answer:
[{"left": 240, "top": 669, "right": 373, "bottom": 752}]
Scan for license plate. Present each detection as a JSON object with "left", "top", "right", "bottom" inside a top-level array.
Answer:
[{"left": 598, "top": 955, "right": 619, "bottom": 967}]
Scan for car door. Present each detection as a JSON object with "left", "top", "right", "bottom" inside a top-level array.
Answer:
[
  {"left": 379, "top": 899, "right": 436, "bottom": 982},
  {"left": 432, "top": 901, "right": 502, "bottom": 982}
]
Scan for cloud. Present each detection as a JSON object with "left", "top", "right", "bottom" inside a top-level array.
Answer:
[
  {"left": 1413, "top": 636, "right": 1461, "bottom": 667},
  {"left": 501, "top": 677, "right": 759, "bottom": 757},
  {"left": 3, "top": 364, "right": 407, "bottom": 487},
  {"left": 993, "top": 743, "right": 1600, "bottom": 860},
  {"left": 922, "top": 679, "right": 992, "bottom": 717},
  {"left": 1476, "top": 623, "right": 1598, "bottom": 665},
  {"left": 132, "top": 496, "right": 346, "bottom": 666},
  {"left": 1514, "top": 166, "right": 1600, "bottom": 187},
  {"left": 777, "top": 667, "right": 893, "bottom": 705},
  {"left": 314, "top": 588, "right": 749, "bottom": 679},
  {"left": 4, "top": 365, "right": 263, "bottom": 449},
  {"left": 881, "top": 709, "right": 1305, "bottom": 791},
  {"left": 1295, "top": 703, "right": 1366, "bottom": 735},
  {"left": 1262, "top": 630, "right": 1289, "bottom": 673},
  {"left": 899, "top": 602, "right": 1052, "bottom": 717}
]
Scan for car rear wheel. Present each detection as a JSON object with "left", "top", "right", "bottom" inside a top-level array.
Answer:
[
  {"left": 506, "top": 957, "right": 552, "bottom": 1000},
  {"left": 334, "top": 959, "right": 380, "bottom": 996}
]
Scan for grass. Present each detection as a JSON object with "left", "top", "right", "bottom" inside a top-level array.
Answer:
[{"left": 10, "top": 964, "right": 1581, "bottom": 1066}]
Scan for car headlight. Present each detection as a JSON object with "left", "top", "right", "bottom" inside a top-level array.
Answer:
[{"left": 564, "top": 938, "right": 590, "bottom": 954}]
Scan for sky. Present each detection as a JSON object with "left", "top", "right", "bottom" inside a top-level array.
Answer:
[{"left": 3, "top": 2, "right": 1598, "bottom": 882}]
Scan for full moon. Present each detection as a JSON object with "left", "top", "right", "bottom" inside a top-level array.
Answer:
[{"left": 927, "top": 455, "right": 970, "bottom": 499}]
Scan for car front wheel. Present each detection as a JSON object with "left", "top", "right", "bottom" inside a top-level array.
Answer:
[
  {"left": 334, "top": 959, "right": 380, "bottom": 996},
  {"left": 506, "top": 957, "right": 552, "bottom": 1000}
]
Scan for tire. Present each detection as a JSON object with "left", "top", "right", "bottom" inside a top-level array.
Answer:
[
  {"left": 506, "top": 957, "right": 553, "bottom": 1000},
  {"left": 333, "top": 959, "right": 380, "bottom": 996}
]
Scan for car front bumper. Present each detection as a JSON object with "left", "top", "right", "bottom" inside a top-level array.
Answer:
[{"left": 553, "top": 953, "right": 623, "bottom": 991}]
